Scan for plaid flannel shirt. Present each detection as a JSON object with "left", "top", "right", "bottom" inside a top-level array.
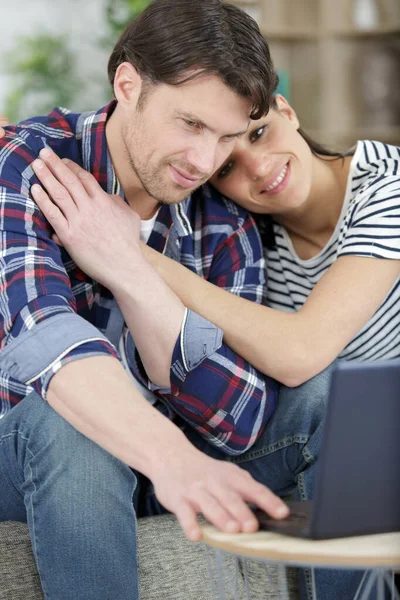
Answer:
[{"left": 0, "top": 101, "right": 278, "bottom": 455}]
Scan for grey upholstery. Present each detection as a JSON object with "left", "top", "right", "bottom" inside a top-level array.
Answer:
[{"left": 0, "top": 516, "right": 299, "bottom": 599}]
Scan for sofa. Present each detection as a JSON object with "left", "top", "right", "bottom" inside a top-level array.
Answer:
[{"left": 0, "top": 515, "right": 299, "bottom": 599}]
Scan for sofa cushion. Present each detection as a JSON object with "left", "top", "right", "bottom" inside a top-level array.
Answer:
[
  {"left": 0, "top": 517, "right": 299, "bottom": 599},
  {"left": 0, "top": 521, "right": 43, "bottom": 600}
]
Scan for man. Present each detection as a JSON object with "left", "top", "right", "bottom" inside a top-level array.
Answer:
[{"left": 0, "top": 2, "right": 291, "bottom": 599}]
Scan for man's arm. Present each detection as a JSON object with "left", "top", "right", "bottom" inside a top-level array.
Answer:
[{"left": 48, "top": 355, "right": 288, "bottom": 541}]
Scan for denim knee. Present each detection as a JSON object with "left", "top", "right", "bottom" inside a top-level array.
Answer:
[
  {"left": 3, "top": 392, "right": 138, "bottom": 510},
  {"left": 1, "top": 395, "right": 141, "bottom": 600},
  {"left": 278, "top": 364, "right": 334, "bottom": 435}
]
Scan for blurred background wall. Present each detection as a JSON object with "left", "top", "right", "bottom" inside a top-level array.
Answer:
[
  {"left": 0, "top": 0, "right": 113, "bottom": 120},
  {"left": 1, "top": 0, "right": 399, "bottom": 150},
  {"left": 233, "top": 0, "right": 400, "bottom": 149}
]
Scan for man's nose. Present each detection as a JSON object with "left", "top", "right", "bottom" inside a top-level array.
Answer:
[{"left": 186, "top": 139, "right": 218, "bottom": 177}]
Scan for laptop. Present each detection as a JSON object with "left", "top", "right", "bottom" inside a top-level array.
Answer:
[{"left": 253, "top": 359, "right": 400, "bottom": 539}]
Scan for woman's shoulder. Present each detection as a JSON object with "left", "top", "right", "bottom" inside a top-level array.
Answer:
[
  {"left": 351, "top": 140, "right": 400, "bottom": 179},
  {"left": 346, "top": 140, "right": 400, "bottom": 208}
]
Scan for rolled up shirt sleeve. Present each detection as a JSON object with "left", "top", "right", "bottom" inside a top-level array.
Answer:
[
  {"left": 171, "top": 309, "right": 223, "bottom": 374},
  {"left": 0, "top": 313, "right": 118, "bottom": 399},
  {"left": 167, "top": 308, "right": 278, "bottom": 456}
]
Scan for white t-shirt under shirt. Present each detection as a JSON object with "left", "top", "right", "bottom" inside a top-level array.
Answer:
[{"left": 265, "top": 140, "right": 400, "bottom": 361}]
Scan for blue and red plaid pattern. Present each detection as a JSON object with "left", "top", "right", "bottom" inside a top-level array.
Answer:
[{"left": 0, "top": 102, "right": 278, "bottom": 455}]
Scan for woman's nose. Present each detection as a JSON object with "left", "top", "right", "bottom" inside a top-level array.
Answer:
[{"left": 243, "top": 151, "right": 269, "bottom": 180}]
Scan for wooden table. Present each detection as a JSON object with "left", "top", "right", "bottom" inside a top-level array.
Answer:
[{"left": 201, "top": 525, "right": 400, "bottom": 600}]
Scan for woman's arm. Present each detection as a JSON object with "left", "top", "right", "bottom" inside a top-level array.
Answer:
[{"left": 143, "top": 244, "right": 400, "bottom": 386}]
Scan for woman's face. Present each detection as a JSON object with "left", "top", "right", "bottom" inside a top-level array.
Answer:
[{"left": 210, "top": 95, "right": 314, "bottom": 216}]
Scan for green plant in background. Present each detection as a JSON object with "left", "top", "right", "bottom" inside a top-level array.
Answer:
[
  {"left": 3, "top": 34, "right": 80, "bottom": 123},
  {"left": 1, "top": 0, "right": 152, "bottom": 122},
  {"left": 105, "top": 0, "right": 151, "bottom": 41}
]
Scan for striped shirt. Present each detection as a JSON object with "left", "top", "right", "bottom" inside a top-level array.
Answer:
[
  {"left": 266, "top": 140, "right": 400, "bottom": 361},
  {"left": 0, "top": 101, "right": 278, "bottom": 455}
]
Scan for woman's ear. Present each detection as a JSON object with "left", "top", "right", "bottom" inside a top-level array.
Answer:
[{"left": 274, "top": 94, "right": 300, "bottom": 129}]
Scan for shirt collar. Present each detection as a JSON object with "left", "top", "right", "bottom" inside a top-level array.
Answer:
[
  {"left": 75, "top": 100, "right": 117, "bottom": 196},
  {"left": 168, "top": 198, "right": 193, "bottom": 237}
]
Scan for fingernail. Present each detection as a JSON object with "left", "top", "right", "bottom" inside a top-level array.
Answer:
[
  {"left": 62, "top": 158, "right": 70, "bottom": 164},
  {"left": 226, "top": 520, "right": 239, "bottom": 533},
  {"left": 276, "top": 505, "right": 289, "bottom": 519},
  {"left": 40, "top": 148, "right": 52, "bottom": 159},
  {"left": 188, "top": 528, "right": 200, "bottom": 541},
  {"left": 33, "top": 159, "right": 44, "bottom": 170},
  {"left": 244, "top": 519, "right": 257, "bottom": 532}
]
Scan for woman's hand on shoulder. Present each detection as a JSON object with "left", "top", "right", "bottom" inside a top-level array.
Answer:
[{"left": 0, "top": 117, "right": 10, "bottom": 137}]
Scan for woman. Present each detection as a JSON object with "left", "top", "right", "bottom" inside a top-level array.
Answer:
[{"left": 141, "top": 94, "right": 400, "bottom": 384}]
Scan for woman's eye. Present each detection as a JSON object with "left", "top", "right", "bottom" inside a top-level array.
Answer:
[
  {"left": 250, "top": 126, "right": 265, "bottom": 143},
  {"left": 217, "top": 161, "right": 233, "bottom": 179}
]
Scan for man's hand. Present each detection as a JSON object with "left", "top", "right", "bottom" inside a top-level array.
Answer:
[
  {"left": 149, "top": 443, "right": 289, "bottom": 541},
  {"left": 31, "top": 148, "right": 141, "bottom": 289}
]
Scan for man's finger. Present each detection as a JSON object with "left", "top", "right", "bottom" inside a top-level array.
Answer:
[
  {"left": 174, "top": 502, "right": 201, "bottom": 542},
  {"left": 240, "top": 479, "right": 289, "bottom": 520},
  {"left": 209, "top": 487, "right": 258, "bottom": 533},
  {"left": 193, "top": 488, "right": 241, "bottom": 534}
]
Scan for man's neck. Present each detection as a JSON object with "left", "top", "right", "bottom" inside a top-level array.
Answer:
[{"left": 105, "top": 107, "right": 160, "bottom": 220}]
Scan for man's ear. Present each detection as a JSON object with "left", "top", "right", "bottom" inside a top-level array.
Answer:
[
  {"left": 113, "top": 62, "right": 144, "bottom": 109},
  {"left": 275, "top": 94, "right": 300, "bottom": 129}
]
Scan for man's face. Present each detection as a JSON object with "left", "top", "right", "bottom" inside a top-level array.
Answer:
[{"left": 122, "top": 74, "right": 251, "bottom": 205}]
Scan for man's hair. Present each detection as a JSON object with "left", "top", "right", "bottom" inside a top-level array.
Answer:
[{"left": 107, "top": 0, "right": 278, "bottom": 119}]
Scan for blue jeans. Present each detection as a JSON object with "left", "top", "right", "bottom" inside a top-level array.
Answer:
[
  {"left": 0, "top": 367, "right": 375, "bottom": 600},
  {"left": 0, "top": 392, "right": 145, "bottom": 599}
]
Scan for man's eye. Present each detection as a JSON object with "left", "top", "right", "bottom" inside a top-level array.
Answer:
[
  {"left": 184, "top": 119, "right": 199, "bottom": 128},
  {"left": 217, "top": 161, "right": 234, "bottom": 179},
  {"left": 250, "top": 126, "right": 265, "bottom": 143}
]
